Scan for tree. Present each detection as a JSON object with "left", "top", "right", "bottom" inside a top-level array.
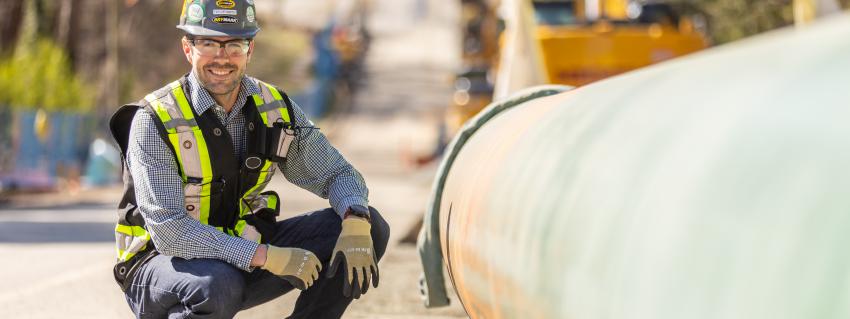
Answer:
[{"left": 0, "top": 0, "right": 25, "bottom": 56}]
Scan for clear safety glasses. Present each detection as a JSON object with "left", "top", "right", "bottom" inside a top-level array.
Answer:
[{"left": 188, "top": 38, "right": 251, "bottom": 57}]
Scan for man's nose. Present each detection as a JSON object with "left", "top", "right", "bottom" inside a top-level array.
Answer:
[{"left": 214, "top": 46, "right": 228, "bottom": 57}]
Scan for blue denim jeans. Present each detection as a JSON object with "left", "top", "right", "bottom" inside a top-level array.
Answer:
[{"left": 124, "top": 207, "right": 390, "bottom": 319}]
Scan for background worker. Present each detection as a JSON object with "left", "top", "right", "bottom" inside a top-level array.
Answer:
[{"left": 109, "top": 0, "right": 390, "bottom": 318}]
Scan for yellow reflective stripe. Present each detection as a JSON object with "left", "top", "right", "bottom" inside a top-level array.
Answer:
[
  {"left": 115, "top": 224, "right": 150, "bottom": 261},
  {"left": 147, "top": 95, "right": 188, "bottom": 181},
  {"left": 263, "top": 82, "right": 283, "bottom": 100},
  {"left": 169, "top": 134, "right": 187, "bottom": 182},
  {"left": 146, "top": 94, "right": 177, "bottom": 133},
  {"left": 234, "top": 220, "right": 246, "bottom": 235},
  {"left": 171, "top": 82, "right": 195, "bottom": 121},
  {"left": 252, "top": 94, "right": 270, "bottom": 125},
  {"left": 242, "top": 160, "right": 273, "bottom": 204},
  {"left": 171, "top": 83, "right": 214, "bottom": 225},
  {"left": 258, "top": 81, "right": 291, "bottom": 123},
  {"left": 115, "top": 224, "right": 147, "bottom": 236},
  {"left": 267, "top": 193, "right": 278, "bottom": 210},
  {"left": 117, "top": 249, "right": 134, "bottom": 261},
  {"left": 148, "top": 97, "right": 177, "bottom": 135},
  {"left": 238, "top": 160, "right": 274, "bottom": 233},
  {"left": 233, "top": 219, "right": 260, "bottom": 243},
  {"left": 197, "top": 137, "right": 213, "bottom": 225},
  {"left": 118, "top": 246, "right": 146, "bottom": 261}
]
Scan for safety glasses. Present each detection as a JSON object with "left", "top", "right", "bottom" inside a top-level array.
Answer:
[{"left": 188, "top": 38, "right": 251, "bottom": 57}]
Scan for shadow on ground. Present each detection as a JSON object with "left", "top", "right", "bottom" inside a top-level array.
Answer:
[{"left": 0, "top": 221, "right": 114, "bottom": 243}]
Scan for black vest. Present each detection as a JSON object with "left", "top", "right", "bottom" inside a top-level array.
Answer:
[{"left": 108, "top": 75, "right": 294, "bottom": 289}]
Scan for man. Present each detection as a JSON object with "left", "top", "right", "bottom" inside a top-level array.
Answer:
[{"left": 108, "top": 1, "right": 390, "bottom": 318}]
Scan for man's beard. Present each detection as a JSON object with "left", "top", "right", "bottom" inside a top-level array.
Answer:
[{"left": 197, "top": 62, "right": 243, "bottom": 96}]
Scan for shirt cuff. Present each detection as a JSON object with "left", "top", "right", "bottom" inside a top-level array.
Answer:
[
  {"left": 222, "top": 236, "right": 260, "bottom": 271},
  {"left": 334, "top": 196, "right": 369, "bottom": 218}
]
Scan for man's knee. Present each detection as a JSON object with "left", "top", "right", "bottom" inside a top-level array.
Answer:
[
  {"left": 368, "top": 206, "right": 391, "bottom": 260},
  {"left": 180, "top": 260, "right": 245, "bottom": 315}
]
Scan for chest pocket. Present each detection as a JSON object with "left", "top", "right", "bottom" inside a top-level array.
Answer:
[{"left": 252, "top": 80, "right": 296, "bottom": 162}]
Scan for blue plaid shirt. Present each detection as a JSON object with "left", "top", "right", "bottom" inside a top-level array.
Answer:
[{"left": 126, "top": 71, "right": 369, "bottom": 270}]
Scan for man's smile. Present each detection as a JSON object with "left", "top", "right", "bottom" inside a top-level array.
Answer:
[{"left": 206, "top": 66, "right": 235, "bottom": 79}]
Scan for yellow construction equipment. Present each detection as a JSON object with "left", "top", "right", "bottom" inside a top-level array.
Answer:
[
  {"left": 448, "top": 0, "right": 708, "bottom": 133},
  {"left": 527, "top": 0, "right": 709, "bottom": 86}
]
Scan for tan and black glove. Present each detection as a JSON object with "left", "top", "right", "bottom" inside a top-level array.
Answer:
[
  {"left": 328, "top": 207, "right": 378, "bottom": 299},
  {"left": 263, "top": 245, "right": 322, "bottom": 290}
]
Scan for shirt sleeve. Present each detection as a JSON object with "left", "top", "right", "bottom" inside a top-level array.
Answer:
[
  {"left": 278, "top": 99, "right": 370, "bottom": 217},
  {"left": 127, "top": 109, "right": 259, "bottom": 271}
]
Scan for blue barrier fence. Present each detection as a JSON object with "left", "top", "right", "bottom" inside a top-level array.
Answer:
[{"left": 0, "top": 108, "right": 120, "bottom": 192}]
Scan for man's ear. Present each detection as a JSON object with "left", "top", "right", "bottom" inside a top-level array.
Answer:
[
  {"left": 246, "top": 40, "right": 255, "bottom": 63},
  {"left": 181, "top": 37, "right": 193, "bottom": 64}
]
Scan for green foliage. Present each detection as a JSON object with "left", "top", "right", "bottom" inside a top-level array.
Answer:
[
  {"left": 0, "top": 38, "right": 94, "bottom": 111},
  {"left": 666, "top": 0, "right": 796, "bottom": 44}
]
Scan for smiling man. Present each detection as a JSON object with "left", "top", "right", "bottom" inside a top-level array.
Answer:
[{"left": 108, "top": 1, "right": 390, "bottom": 318}]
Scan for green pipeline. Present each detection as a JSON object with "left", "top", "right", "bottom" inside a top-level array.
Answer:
[{"left": 419, "top": 13, "right": 850, "bottom": 319}]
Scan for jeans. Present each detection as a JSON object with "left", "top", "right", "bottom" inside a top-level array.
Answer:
[{"left": 124, "top": 207, "right": 390, "bottom": 319}]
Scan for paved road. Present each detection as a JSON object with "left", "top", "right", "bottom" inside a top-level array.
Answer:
[
  {"left": 0, "top": 0, "right": 467, "bottom": 317},
  {"left": 0, "top": 197, "right": 131, "bottom": 318}
]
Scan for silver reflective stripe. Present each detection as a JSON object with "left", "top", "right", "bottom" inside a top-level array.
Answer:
[
  {"left": 165, "top": 104, "right": 183, "bottom": 125},
  {"left": 115, "top": 225, "right": 150, "bottom": 262},
  {"left": 241, "top": 188, "right": 275, "bottom": 213},
  {"left": 277, "top": 128, "right": 295, "bottom": 159},
  {"left": 240, "top": 224, "right": 260, "bottom": 242},
  {"left": 241, "top": 164, "right": 276, "bottom": 206},
  {"left": 163, "top": 118, "right": 198, "bottom": 130},
  {"left": 124, "top": 236, "right": 148, "bottom": 259},
  {"left": 257, "top": 100, "right": 284, "bottom": 113},
  {"left": 116, "top": 232, "right": 131, "bottom": 253},
  {"left": 151, "top": 91, "right": 205, "bottom": 181},
  {"left": 177, "top": 130, "right": 204, "bottom": 178},
  {"left": 184, "top": 183, "right": 203, "bottom": 220},
  {"left": 163, "top": 91, "right": 205, "bottom": 180},
  {"left": 246, "top": 195, "right": 268, "bottom": 211}
]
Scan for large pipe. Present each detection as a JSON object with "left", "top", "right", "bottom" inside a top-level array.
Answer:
[{"left": 419, "top": 13, "right": 850, "bottom": 318}]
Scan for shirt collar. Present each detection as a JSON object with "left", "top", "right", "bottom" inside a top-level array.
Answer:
[{"left": 186, "top": 70, "right": 262, "bottom": 115}]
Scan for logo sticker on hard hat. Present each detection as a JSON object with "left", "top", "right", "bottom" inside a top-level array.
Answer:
[
  {"left": 213, "top": 16, "right": 238, "bottom": 24},
  {"left": 187, "top": 3, "right": 204, "bottom": 23},
  {"left": 213, "top": 9, "right": 237, "bottom": 15},
  {"left": 246, "top": 7, "right": 255, "bottom": 23},
  {"left": 215, "top": 0, "right": 236, "bottom": 9}
]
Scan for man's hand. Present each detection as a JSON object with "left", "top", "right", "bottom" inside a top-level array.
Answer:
[
  {"left": 327, "top": 212, "right": 378, "bottom": 299},
  {"left": 262, "top": 245, "right": 322, "bottom": 290}
]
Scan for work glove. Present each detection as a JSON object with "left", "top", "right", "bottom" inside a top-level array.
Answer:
[
  {"left": 327, "top": 211, "right": 378, "bottom": 299},
  {"left": 263, "top": 245, "right": 322, "bottom": 290}
]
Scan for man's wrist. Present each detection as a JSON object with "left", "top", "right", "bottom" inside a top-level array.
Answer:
[
  {"left": 344, "top": 205, "right": 371, "bottom": 222},
  {"left": 251, "top": 244, "right": 268, "bottom": 267}
]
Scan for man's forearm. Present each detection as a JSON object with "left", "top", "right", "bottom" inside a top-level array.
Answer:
[
  {"left": 142, "top": 213, "right": 260, "bottom": 270},
  {"left": 251, "top": 243, "right": 268, "bottom": 267}
]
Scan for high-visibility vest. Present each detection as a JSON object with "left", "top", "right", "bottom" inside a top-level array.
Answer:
[{"left": 109, "top": 76, "right": 295, "bottom": 288}]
